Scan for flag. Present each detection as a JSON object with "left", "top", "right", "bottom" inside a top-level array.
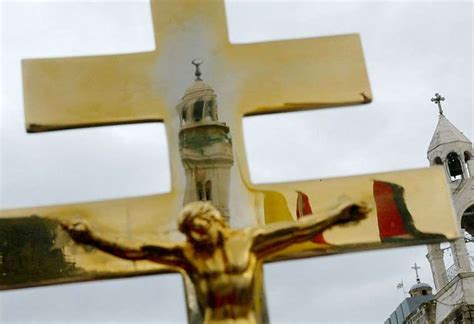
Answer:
[
  {"left": 296, "top": 191, "right": 329, "bottom": 245},
  {"left": 373, "top": 180, "right": 447, "bottom": 243},
  {"left": 396, "top": 281, "right": 404, "bottom": 289},
  {"left": 296, "top": 191, "right": 313, "bottom": 220}
]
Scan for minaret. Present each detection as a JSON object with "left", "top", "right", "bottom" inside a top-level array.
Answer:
[
  {"left": 177, "top": 60, "right": 234, "bottom": 222},
  {"left": 426, "top": 93, "right": 474, "bottom": 290}
]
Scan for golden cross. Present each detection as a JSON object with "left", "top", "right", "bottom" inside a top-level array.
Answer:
[{"left": 1, "top": 0, "right": 458, "bottom": 321}]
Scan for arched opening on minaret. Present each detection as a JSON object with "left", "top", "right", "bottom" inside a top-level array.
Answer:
[
  {"left": 204, "top": 101, "right": 214, "bottom": 120},
  {"left": 210, "top": 100, "right": 218, "bottom": 120},
  {"left": 196, "top": 182, "right": 204, "bottom": 201},
  {"left": 205, "top": 181, "right": 212, "bottom": 201},
  {"left": 193, "top": 101, "right": 204, "bottom": 122},
  {"left": 447, "top": 152, "right": 463, "bottom": 181},
  {"left": 434, "top": 157, "right": 443, "bottom": 165},
  {"left": 181, "top": 108, "right": 187, "bottom": 124}
]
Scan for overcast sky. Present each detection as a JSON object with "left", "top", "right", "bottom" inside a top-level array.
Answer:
[{"left": 1, "top": 1, "right": 472, "bottom": 323}]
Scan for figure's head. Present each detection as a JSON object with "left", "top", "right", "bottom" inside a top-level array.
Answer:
[{"left": 178, "top": 201, "right": 227, "bottom": 246}]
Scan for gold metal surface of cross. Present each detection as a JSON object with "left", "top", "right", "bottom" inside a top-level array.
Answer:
[{"left": 1, "top": 0, "right": 457, "bottom": 302}]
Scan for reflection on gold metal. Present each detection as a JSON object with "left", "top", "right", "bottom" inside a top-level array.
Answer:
[
  {"left": 22, "top": 1, "right": 371, "bottom": 134},
  {"left": 62, "top": 201, "right": 368, "bottom": 323},
  {"left": 0, "top": 167, "right": 458, "bottom": 289},
  {"left": 178, "top": 62, "right": 234, "bottom": 223},
  {"left": 0, "top": 0, "right": 460, "bottom": 322}
]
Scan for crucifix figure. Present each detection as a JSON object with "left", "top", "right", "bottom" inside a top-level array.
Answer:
[
  {"left": 63, "top": 201, "right": 368, "bottom": 323},
  {"left": 431, "top": 92, "right": 446, "bottom": 115},
  {"left": 0, "top": 1, "right": 459, "bottom": 322}
]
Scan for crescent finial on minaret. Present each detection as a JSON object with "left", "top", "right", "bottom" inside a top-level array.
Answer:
[{"left": 191, "top": 59, "right": 203, "bottom": 81}]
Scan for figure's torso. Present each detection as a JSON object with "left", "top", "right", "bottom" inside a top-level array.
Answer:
[{"left": 185, "top": 230, "right": 259, "bottom": 322}]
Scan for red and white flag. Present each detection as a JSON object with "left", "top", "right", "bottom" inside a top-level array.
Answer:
[{"left": 296, "top": 191, "right": 328, "bottom": 245}]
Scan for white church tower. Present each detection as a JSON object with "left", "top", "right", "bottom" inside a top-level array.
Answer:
[
  {"left": 425, "top": 93, "right": 474, "bottom": 322},
  {"left": 177, "top": 61, "right": 234, "bottom": 222}
]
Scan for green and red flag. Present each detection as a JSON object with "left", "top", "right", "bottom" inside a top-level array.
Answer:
[{"left": 373, "top": 180, "right": 446, "bottom": 243}]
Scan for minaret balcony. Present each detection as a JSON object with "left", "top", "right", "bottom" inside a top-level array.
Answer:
[{"left": 179, "top": 120, "right": 228, "bottom": 131}]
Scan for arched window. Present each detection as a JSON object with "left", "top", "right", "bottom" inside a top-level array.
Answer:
[
  {"left": 193, "top": 101, "right": 204, "bottom": 122},
  {"left": 181, "top": 108, "right": 187, "bottom": 123},
  {"left": 204, "top": 100, "right": 214, "bottom": 120},
  {"left": 461, "top": 205, "right": 474, "bottom": 237},
  {"left": 434, "top": 157, "right": 443, "bottom": 165},
  {"left": 196, "top": 182, "right": 204, "bottom": 201},
  {"left": 205, "top": 181, "right": 212, "bottom": 201},
  {"left": 214, "top": 104, "right": 218, "bottom": 120},
  {"left": 447, "top": 152, "right": 463, "bottom": 181},
  {"left": 465, "top": 151, "right": 472, "bottom": 163}
]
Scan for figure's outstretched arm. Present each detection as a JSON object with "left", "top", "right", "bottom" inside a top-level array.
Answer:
[
  {"left": 62, "top": 222, "right": 188, "bottom": 268},
  {"left": 251, "top": 203, "right": 369, "bottom": 259}
]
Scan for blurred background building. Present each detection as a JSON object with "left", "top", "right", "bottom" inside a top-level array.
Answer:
[{"left": 386, "top": 94, "right": 474, "bottom": 323}]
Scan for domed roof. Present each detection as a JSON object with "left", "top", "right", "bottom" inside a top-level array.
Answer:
[
  {"left": 182, "top": 80, "right": 215, "bottom": 100},
  {"left": 180, "top": 60, "right": 217, "bottom": 103},
  {"left": 428, "top": 115, "right": 471, "bottom": 153},
  {"left": 410, "top": 282, "right": 431, "bottom": 291},
  {"left": 409, "top": 281, "right": 432, "bottom": 297}
]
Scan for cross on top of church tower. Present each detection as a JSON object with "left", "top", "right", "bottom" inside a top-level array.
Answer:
[
  {"left": 431, "top": 92, "right": 446, "bottom": 115},
  {"left": 411, "top": 263, "right": 421, "bottom": 283}
]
